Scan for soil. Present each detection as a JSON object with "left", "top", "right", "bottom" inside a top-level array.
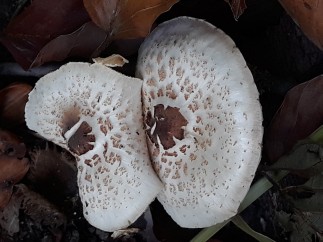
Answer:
[{"left": 1, "top": 0, "right": 323, "bottom": 241}]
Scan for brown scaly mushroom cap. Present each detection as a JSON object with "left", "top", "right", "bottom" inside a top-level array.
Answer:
[
  {"left": 25, "top": 62, "right": 162, "bottom": 232},
  {"left": 136, "top": 17, "right": 263, "bottom": 228}
]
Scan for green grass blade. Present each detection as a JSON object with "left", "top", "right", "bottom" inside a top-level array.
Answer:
[
  {"left": 190, "top": 220, "right": 229, "bottom": 242},
  {"left": 238, "top": 170, "right": 289, "bottom": 212},
  {"left": 231, "top": 215, "right": 276, "bottom": 242}
]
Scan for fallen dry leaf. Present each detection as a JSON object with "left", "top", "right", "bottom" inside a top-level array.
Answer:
[
  {"left": 0, "top": 83, "right": 33, "bottom": 127},
  {"left": 265, "top": 75, "right": 323, "bottom": 162},
  {"left": 31, "top": 22, "right": 106, "bottom": 68},
  {"left": 0, "top": 0, "right": 103, "bottom": 69},
  {"left": 93, "top": 54, "right": 129, "bottom": 67},
  {"left": 83, "top": 0, "right": 179, "bottom": 39},
  {"left": 0, "top": 130, "right": 29, "bottom": 209},
  {"left": 0, "top": 155, "right": 29, "bottom": 209},
  {"left": 1, "top": 0, "right": 178, "bottom": 69},
  {"left": 83, "top": 0, "right": 118, "bottom": 32},
  {"left": 0, "top": 129, "right": 26, "bottom": 158},
  {"left": 278, "top": 0, "right": 323, "bottom": 50},
  {"left": 224, "top": 0, "right": 247, "bottom": 20}
]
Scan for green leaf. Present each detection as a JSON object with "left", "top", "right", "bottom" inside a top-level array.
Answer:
[
  {"left": 190, "top": 220, "right": 230, "bottom": 242},
  {"left": 270, "top": 143, "right": 323, "bottom": 173},
  {"left": 308, "top": 125, "right": 323, "bottom": 145},
  {"left": 302, "top": 174, "right": 323, "bottom": 191},
  {"left": 292, "top": 192, "right": 323, "bottom": 212},
  {"left": 275, "top": 210, "right": 323, "bottom": 242}
]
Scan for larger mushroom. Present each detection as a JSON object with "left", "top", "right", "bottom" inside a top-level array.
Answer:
[
  {"left": 136, "top": 17, "right": 263, "bottom": 228},
  {"left": 25, "top": 62, "right": 163, "bottom": 232}
]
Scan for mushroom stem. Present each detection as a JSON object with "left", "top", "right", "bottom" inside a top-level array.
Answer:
[{"left": 63, "top": 119, "right": 83, "bottom": 140}]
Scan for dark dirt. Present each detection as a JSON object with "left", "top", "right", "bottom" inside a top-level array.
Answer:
[{"left": 1, "top": 0, "right": 323, "bottom": 241}]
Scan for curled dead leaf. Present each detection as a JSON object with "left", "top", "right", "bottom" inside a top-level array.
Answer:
[
  {"left": 0, "top": 0, "right": 99, "bottom": 69},
  {"left": 83, "top": 0, "right": 179, "bottom": 39},
  {"left": 1, "top": 0, "right": 178, "bottom": 69},
  {"left": 0, "top": 83, "right": 32, "bottom": 127},
  {"left": 278, "top": 0, "right": 323, "bottom": 50},
  {"left": 265, "top": 75, "right": 323, "bottom": 162},
  {"left": 93, "top": 54, "right": 129, "bottom": 67}
]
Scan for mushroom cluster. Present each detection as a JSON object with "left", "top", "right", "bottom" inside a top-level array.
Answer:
[{"left": 25, "top": 17, "right": 263, "bottom": 231}]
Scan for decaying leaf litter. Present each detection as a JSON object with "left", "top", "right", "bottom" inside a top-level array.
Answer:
[{"left": 0, "top": 1, "right": 321, "bottom": 241}]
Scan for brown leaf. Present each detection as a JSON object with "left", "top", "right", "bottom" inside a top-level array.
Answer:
[
  {"left": 0, "top": 83, "right": 32, "bottom": 127},
  {"left": 265, "top": 75, "right": 323, "bottom": 162},
  {"left": 0, "top": 0, "right": 103, "bottom": 69},
  {"left": 83, "top": 0, "right": 118, "bottom": 32},
  {"left": 0, "top": 186, "right": 12, "bottom": 212},
  {"left": 0, "top": 130, "right": 29, "bottom": 209},
  {"left": 0, "top": 155, "right": 29, "bottom": 208},
  {"left": 224, "top": 0, "right": 247, "bottom": 20},
  {"left": 1, "top": 0, "right": 178, "bottom": 69},
  {"left": 83, "top": 0, "right": 179, "bottom": 39},
  {"left": 278, "top": 0, "right": 323, "bottom": 50},
  {"left": 31, "top": 22, "right": 107, "bottom": 67},
  {"left": 0, "top": 129, "right": 26, "bottom": 158}
]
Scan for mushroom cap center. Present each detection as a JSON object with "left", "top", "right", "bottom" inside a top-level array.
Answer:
[
  {"left": 67, "top": 121, "right": 95, "bottom": 155},
  {"left": 146, "top": 104, "right": 188, "bottom": 149}
]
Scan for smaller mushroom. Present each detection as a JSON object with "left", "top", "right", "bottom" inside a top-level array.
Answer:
[
  {"left": 136, "top": 17, "right": 263, "bottom": 228},
  {"left": 25, "top": 62, "right": 163, "bottom": 232}
]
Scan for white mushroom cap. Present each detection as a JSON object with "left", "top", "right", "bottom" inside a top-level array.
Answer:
[
  {"left": 25, "top": 62, "right": 163, "bottom": 232},
  {"left": 136, "top": 17, "right": 263, "bottom": 228}
]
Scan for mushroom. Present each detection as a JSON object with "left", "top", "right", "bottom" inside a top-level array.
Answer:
[
  {"left": 136, "top": 17, "right": 263, "bottom": 228},
  {"left": 25, "top": 62, "right": 163, "bottom": 232}
]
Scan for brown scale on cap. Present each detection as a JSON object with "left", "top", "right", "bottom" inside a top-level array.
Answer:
[
  {"left": 146, "top": 104, "right": 188, "bottom": 150},
  {"left": 68, "top": 121, "right": 95, "bottom": 155}
]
